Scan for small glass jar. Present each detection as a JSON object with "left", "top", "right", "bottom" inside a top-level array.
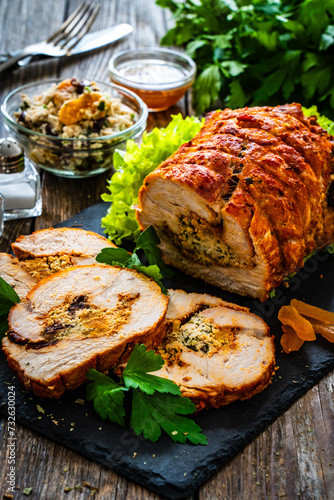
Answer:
[
  {"left": 0, "top": 138, "right": 42, "bottom": 220},
  {"left": 108, "top": 48, "right": 196, "bottom": 112}
]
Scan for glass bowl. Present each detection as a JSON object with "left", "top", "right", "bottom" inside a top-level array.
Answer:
[
  {"left": 1, "top": 79, "right": 148, "bottom": 178},
  {"left": 108, "top": 48, "right": 196, "bottom": 111}
]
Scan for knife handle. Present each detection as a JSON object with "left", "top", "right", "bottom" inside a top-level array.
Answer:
[{"left": 0, "top": 52, "right": 29, "bottom": 74}]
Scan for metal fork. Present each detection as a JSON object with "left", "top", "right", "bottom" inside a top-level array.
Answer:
[{"left": 0, "top": 2, "right": 101, "bottom": 74}]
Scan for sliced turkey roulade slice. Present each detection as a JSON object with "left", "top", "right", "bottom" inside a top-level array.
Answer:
[
  {"left": 2, "top": 264, "right": 168, "bottom": 398},
  {"left": 11, "top": 227, "right": 116, "bottom": 281},
  {"left": 155, "top": 289, "right": 275, "bottom": 410}
]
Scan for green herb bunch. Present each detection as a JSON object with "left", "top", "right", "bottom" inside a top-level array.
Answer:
[
  {"left": 157, "top": 0, "right": 334, "bottom": 115},
  {"left": 86, "top": 344, "right": 208, "bottom": 444}
]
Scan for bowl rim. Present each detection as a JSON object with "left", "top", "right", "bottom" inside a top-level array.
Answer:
[
  {"left": 0, "top": 78, "right": 148, "bottom": 142},
  {"left": 108, "top": 47, "right": 197, "bottom": 91}
]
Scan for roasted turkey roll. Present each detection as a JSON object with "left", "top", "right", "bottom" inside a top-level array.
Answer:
[{"left": 137, "top": 103, "right": 334, "bottom": 300}]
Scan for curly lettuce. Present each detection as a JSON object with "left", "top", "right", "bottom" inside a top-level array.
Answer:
[
  {"left": 101, "top": 114, "right": 204, "bottom": 244},
  {"left": 302, "top": 105, "right": 334, "bottom": 135}
]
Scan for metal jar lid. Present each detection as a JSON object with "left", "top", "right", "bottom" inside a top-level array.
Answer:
[{"left": 0, "top": 138, "right": 25, "bottom": 173}]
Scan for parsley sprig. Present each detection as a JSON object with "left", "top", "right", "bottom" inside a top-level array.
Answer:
[
  {"left": 96, "top": 226, "right": 173, "bottom": 294},
  {"left": 0, "top": 277, "right": 20, "bottom": 338},
  {"left": 86, "top": 345, "right": 208, "bottom": 445},
  {"left": 158, "top": 0, "right": 334, "bottom": 115}
]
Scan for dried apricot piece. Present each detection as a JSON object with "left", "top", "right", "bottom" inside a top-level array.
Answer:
[
  {"left": 302, "top": 317, "right": 334, "bottom": 343},
  {"left": 278, "top": 305, "right": 316, "bottom": 341},
  {"left": 57, "top": 79, "right": 73, "bottom": 91},
  {"left": 291, "top": 299, "right": 334, "bottom": 324},
  {"left": 58, "top": 92, "right": 103, "bottom": 125},
  {"left": 280, "top": 324, "right": 304, "bottom": 353},
  {"left": 318, "top": 328, "right": 334, "bottom": 343}
]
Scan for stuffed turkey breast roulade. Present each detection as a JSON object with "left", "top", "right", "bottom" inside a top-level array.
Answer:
[{"left": 136, "top": 104, "right": 334, "bottom": 300}]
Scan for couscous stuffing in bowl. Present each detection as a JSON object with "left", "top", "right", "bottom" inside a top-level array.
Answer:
[{"left": 1, "top": 79, "right": 148, "bottom": 178}]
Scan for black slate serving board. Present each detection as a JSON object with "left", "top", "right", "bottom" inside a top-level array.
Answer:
[{"left": 1, "top": 201, "right": 334, "bottom": 499}]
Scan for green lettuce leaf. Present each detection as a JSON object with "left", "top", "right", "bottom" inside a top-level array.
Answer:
[
  {"left": 101, "top": 114, "right": 204, "bottom": 244},
  {"left": 302, "top": 105, "right": 334, "bottom": 135}
]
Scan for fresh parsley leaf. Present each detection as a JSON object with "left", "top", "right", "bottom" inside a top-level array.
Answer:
[
  {"left": 134, "top": 226, "right": 174, "bottom": 279},
  {"left": 86, "top": 369, "right": 128, "bottom": 426},
  {"left": 96, "top": 227, "right": 172, "bottom": 294},
  {"left": 226, "top": 80, "right": 248, "bottom": 108},
  {"left": 86, "top": 346, "right": 208, "bottom": 445},
  {"left": 124, "top": 344, "right": 164, "bottom": 372},
  {"left": 131, "top": 265, "right": 168, "bottom": 295},
  {"left": 192, "top": 64, "right": 222, "bottom": 114},
  {"left": 0, "top": 277, "right": 20, "bottom": 316},
  {"left": 96, "top": 247, "right": 141, "bottom": 267},
  {"left": 0, "top": 278, "right": 20, "bottom": 339},
  {"left": 131, "top": 390, "right": 208, "bottom": 444},
  {"left": 122, "top": 344, "right": 181, "bottom": 395}
]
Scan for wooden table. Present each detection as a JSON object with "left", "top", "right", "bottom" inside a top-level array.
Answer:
[{"left": 0, "top": 1, "right": 333, "bottom": 499}]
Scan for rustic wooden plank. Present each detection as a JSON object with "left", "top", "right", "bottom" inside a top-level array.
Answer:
[
  {"left": 0, "top": 0, "right": 66, "bottom": 138},
  {"left": 0, "top": 414, "right": 193, "bottom": 500},
  {"left": 1, "top": 1, "right": 334, "bottom": 500},
  {"left": 33, "top": 171, "right": 112, "bottom": 231},
  {"left": 292, "top": 383, "right": 334, "bottom": 499},
  {"left": 198, "top": 371, "right": 334, "bottom": 500}
]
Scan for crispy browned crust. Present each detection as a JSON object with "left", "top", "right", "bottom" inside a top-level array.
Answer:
[
  {"left": 2, "top": 319, "right": 167, "bottom": 399},
  {"left": 137, "top": 103, "right": 334, "bottom": 299}
]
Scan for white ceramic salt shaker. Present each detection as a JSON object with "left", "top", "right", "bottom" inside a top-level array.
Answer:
[{"left": 0, "top": 138, "right": 42, "bottom": 220}]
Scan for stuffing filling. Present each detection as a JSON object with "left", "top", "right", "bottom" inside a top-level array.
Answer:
[
  {"left": 14, "top": 79, "right": 137, "bottom": 174},
  {"left": 20, "top": 255, "right": 74, "bottom": 281},
  {"left": 157, "top": 311, "right": 236, "bottom": 367},
  {"left": 15, "top": 79, "right": 135, "bottom": 139},
  {"left": 41, "top": 292, "right": 139, "bottom": 341},
  {"left": 165, "top": 214, "right": 251, "bottom": 267}
]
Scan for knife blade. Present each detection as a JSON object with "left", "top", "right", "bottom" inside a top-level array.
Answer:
[
  {"left": 69, "top": 24, "right": 133, "bottom": 55},
  {"left": 2, "top": 24, "right": 133, "bottom": 69}
]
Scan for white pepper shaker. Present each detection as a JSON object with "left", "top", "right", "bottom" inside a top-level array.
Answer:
[{"left": 0, "top": 138, "right": 42, "bottom": 220}]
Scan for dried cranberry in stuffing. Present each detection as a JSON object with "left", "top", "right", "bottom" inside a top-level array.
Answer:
[
  {"left": 92, "top": 117, "right": 106, "bottom": 132},
  {"left": 71, "top": 78, "right": 85, "bottom": 94}
]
